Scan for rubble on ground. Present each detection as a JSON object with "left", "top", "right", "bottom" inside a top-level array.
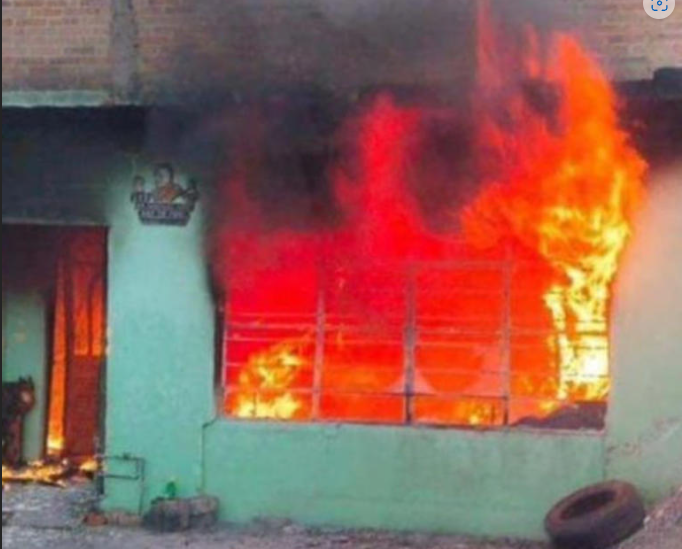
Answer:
[
  {"left": 3, "top": 482, "right": 681, "bottom": 549},
  {"left": 2, "top": 482, "right": 545, "bottom": 548},
  {"left": 619, "top": 487, "right": 682, "bottom": 549}
]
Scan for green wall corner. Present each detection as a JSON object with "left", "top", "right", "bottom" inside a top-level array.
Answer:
[
  {"left": 102, "top": 183, "right": 215, "bottom": 512},
  {"left": 1, "top": 289, "right": 48, "bottom": 462},
  {"left": 607, "top": 169, "right": 682, "bottom": 501}
]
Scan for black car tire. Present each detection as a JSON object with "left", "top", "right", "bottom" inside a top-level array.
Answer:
[{"left": 545, "top": 480, "right": 646, "bottom": 549}]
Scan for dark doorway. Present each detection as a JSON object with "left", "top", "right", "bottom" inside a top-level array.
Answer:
[{"left": 2, "top": 225, "right": 107, "bottom": 463}]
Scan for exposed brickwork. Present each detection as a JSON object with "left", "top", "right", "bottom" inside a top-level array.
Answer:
[
  {"left": 2, "top": 0, "right": 111, "bottom": 91},
  {"left": 2, "top": 0, "right": 681, "bottom": 101},
  {"left": 130, "top": 0, "right": 476, "bottom": 97},
  {"left": 562, "top": 0, "right": 682, "bottom": 80}
]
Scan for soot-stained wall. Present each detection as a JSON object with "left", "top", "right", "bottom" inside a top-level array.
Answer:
[
  {"left": 1, "top": 104, "right": 680, "bottom": 541},
  {"left": 2, "top": 108, "right": 215, "bottom": 508},
  {"left": 608, "top": 162, "right": 682, "bottom": 500},
  {"left": 1, "top": 229, "right": 56, "bottom": 461},
  {"left": 3, "top": 0, "right": 681, "bottom": 106}
]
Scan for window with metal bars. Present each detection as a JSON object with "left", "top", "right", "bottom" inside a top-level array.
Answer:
[{"left": 220, "top": 256, "right": 609, "bottom": 429}]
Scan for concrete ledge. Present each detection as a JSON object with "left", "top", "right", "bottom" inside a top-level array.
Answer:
[
  {"left": 2, "top": 90, "right": 114, "bottom": 108},
  {"left": 202, "top": 420, "right": 606, "bottom": 540}
]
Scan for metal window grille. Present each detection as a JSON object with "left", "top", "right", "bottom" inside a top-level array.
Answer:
[{"left": 222, "top": 258, "right": 609, "bottom": 429}]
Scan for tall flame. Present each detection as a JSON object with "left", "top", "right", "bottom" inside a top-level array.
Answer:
[
  {"left": 216, "top": 8, "right": 646, "bottom": 425},
  {"left": 462, "top": 12, "right": 646, "bottom": 403}
]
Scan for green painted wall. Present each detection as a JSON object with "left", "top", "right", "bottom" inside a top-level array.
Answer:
[
  {"left": 607, "top": 166, "right": 682, "bottom": 501},
  {"left": 3, "top": 110, "right": 141, "bottom": 465},
  {"left": 204, "top": 422, "right": 605, "bottom": 539},
  {"left": 1, "top": 288, "right": 48, "bottom": 461},
  {"left": 3, "top": 109, "right": 216, "bottom": 511},
  {"left": 2, "top": 109, "right": 215, "bottom": 510},
  {"left": 1, "top": 227, "right": 61, "bottom": 462},
  {"left": 103, "top": 182, "right": 215, "bottom": 510},
  {"left": 3, "top": 109, "right": 680, "bottom": 541}
]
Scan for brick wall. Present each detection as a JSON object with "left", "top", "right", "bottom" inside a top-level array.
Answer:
[
  {"left": 2, "top": 0, "right": 681, "bottom": 103},
  {"left": 2, "top": 0, "right": 111, "bottom": 91},
  {"left": 564, "top": 0, "right": 682, "bottom": 80},
  {"left": 131, "top": 0, "right": 477, "bottom": 99}
]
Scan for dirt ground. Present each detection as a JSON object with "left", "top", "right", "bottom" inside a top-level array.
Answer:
[
  {"left": 620, "top": 487, "right": 682, "bottom": 549},
  {"left": 1, "top": 482, "right": 545, "bottom": 549},
  {"left": 1, "top": 526, "right": 548, "bottom": 549},
  {"left": 2, "top": 481, "right": 680, "bottom": 549}
]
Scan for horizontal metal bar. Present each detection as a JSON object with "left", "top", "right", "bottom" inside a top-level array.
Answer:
[
  {"left": 96, "top": 454, "right": 145, "bottom": 481},
  {"left": 225, "top": 386, "right": 607, "bottom": 399}
]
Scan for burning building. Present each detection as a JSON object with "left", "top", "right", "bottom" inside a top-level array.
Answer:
[{"left": 2, "top": 0, "right": 681, "bottom": 540}]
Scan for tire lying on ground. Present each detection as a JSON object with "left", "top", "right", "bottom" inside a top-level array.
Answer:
[{"left": 545, "top": 480, "right": 646, "bottom": 549}]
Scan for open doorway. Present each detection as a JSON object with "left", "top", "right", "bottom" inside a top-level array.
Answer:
[
  {"left": 2, "top": 225, "right": 107, "bottom": 466},
  {"left": 46, "top": 227, "right": 107, "bottom": 461}
]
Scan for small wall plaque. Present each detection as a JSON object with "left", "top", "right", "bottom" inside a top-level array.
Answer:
[{"left": 131, "top": 163, "right": 199, "bottom": 226}]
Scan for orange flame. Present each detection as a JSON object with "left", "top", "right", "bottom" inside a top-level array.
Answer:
[
  {"left": 229, "top": 337, "right": 313, "bottom": 420},
  {"left": 219, "top": 9, "right": 646, "bottom": 427},
  {"left": 2, "top": 462, "right": 67, "bottom": 488},
  {"left": 47, "top": 262, "right": 67, "bottom": 455},
  {"left": 463, "top": 19, "right": 646, "bottom": 403}
]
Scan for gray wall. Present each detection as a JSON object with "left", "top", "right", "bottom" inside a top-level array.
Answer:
[{"left": 608, "top": 163, "right": 682, "bottom": 500}]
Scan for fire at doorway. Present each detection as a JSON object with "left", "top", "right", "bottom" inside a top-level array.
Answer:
[
  {"left": 2, "top": 225, "right": 107, "bottom": 468},
  {"left": 46, "top": 227, "right": 107, "bottom": 461}
]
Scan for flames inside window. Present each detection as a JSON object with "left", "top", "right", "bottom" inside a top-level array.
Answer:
[
  {"left": 216, "top": 13, "right": 645, "bottom": 430},
  {"left": 222, "top": 253, "right": 610, "bottom": 428}
]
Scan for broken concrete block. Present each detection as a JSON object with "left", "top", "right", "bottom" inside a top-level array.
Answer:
[
  {"left": 105, "top": 510, "right": 142, "bottom": 528},
  {"left": 143, "top": 499, "right": 191, "bottom": 533},
  {"left": 2, "top": 511, "right": 13, "bottom": 527},
  {"left": 187, "top": 495, "right": 219, "bottom": 529},
  {"left": 84, "top": 512, "right": 108, "bottom": 527}
]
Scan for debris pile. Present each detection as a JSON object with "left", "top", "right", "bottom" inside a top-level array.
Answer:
[{"left": 620, "top": 487, "right": 682, "bottom": 549}]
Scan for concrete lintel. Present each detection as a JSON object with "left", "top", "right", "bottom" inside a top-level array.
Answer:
[{"left": 2, "top": 90, "right": 116, "bottom": 108}]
